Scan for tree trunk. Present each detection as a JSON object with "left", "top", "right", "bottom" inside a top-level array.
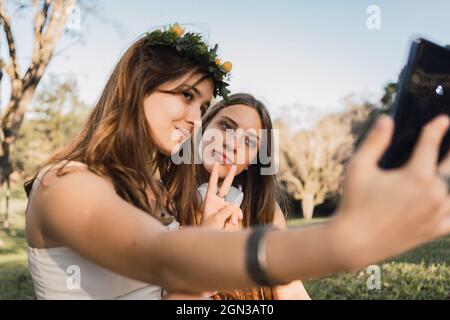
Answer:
[
  {"left": 0, "top": 0, "right": 75, "bottom": 231},
  {"left": 301, "top": 193, "right": 315, "bottom": 220},
  {"left": 3, "top": 174, "right": 10, "bottom": 229},
  {"left": 0, "top": 89, "right": 35, "bottom": 230},
  {"left": 0, "top": 86, "right": 36, "bottom": 179}
]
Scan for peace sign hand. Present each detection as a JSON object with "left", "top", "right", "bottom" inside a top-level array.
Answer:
[{"left": 201, "top": 163, "right": 243, "bottom": 229}]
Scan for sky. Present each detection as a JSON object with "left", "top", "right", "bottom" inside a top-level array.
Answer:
[{"left": 2, "top": 0, "right": 450, "bottom": 127}]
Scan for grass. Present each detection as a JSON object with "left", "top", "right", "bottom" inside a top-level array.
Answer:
[
  {"left": 288, "top": 218, "right": 450, "bottom": 299},
  {"left": 0, "top": 200, "right": 448, "bottom": 299},
  {"left": 0, "top": 198, "right": 35, "bottom": 300}
]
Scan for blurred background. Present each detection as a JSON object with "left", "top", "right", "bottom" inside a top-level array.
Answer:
[{"left": 0, "top": 0, "right": 449, "bottom": 299}]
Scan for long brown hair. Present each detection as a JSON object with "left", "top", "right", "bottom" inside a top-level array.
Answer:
[
  {"left": 197, "top": 93, "right": 289, "bottom": 300},
  {"left": 24, "top": 35, "right": 210, "bottom": 224}
]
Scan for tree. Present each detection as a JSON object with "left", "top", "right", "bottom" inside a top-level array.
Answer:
[
  {"left": 0, "top": 74, "right": 89, "bottom": 228},
  {"left": 277, "top": 104, "right": 372, "bottom": 219},
  {"left": 12, "top": 75, "right": 89, "bottom": 181},
  {"left": 0, "top": 0, "right": 76, "bottom": 228},
  {"left": 277, "top": 114, "right": 350, "bottom": 219}
]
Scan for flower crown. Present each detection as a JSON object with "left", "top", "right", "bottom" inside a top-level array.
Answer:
[{"left": 145, "top": 23, "right": 232, "bottom": 99}]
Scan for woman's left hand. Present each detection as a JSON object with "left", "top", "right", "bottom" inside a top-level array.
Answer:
[{"left": 201, "top": 163, "right": 243, "bottom": 229}]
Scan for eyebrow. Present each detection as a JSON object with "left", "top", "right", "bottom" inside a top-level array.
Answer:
[
  {"left": 190, "top": 85, "right": 203, "bottom": 98},
  {"left": 186, "top": 73, "right": 211, "bottom": 98},
  {"left": 220, "top": 115, "right": 238, "bottom": 127}
]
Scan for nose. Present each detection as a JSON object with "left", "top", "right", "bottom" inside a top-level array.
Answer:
[
  {"left": 185, "top": 104, "right": 203, "bottom": 132},
  {"left": 223, "top": 131, "right": 239, "bottom": 154}
]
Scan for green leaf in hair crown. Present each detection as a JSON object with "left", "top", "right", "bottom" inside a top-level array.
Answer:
[{"left": 145, "top": 23, "right": 232, "bottom": 99}]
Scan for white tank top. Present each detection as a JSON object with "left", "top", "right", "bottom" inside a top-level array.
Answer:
[{"left": 26, "top": 162, "right": 180, "bottom": 300}]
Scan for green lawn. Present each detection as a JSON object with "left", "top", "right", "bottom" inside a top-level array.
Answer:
[
  {"left": 288, "top": 218, "right": 450, "bottom": 299},
  {"left": 0, "top": 198, "right": 35, "bottom": 300},
  {"left": 0, "top": 199, "right": 449, "bottom": 299}
]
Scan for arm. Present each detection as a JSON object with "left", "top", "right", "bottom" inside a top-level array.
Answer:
[
  {"left": 32, "top": 167, "right": 345, "bottom": 292},
  {"left": 272, "top": 204, "right": 311, "bottom": 300},
  {"left": 32, "top": 115, "right": 450, "bottom": 293}
]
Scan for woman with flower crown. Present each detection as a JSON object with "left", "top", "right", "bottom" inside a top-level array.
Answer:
[{"left": 23, "top": 23, "right": 450, "bottom": 299}]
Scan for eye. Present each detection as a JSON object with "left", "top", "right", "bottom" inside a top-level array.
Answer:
[
  {"left": 182, "top": 91, "right": 194, "bottom": 102},
  {"left": 220, "top": 120, "right": 233, "bottom": 131},
  {"left": 245, "top": 136, "right": 257, "bottom": 147},
  {"left": 200, "top": 104, "right": 209, "bottom": 115}
]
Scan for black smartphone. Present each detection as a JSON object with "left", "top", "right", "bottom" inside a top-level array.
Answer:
[{"left": 380, "top": 38, "right": 450, "bottom": 169}]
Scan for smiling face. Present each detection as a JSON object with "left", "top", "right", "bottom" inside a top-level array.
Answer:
[
  {"left": 202, "top": 104, "right": 263, "bottom": 178},
  {"left": 144, "top": 71, "right": 213, "bottom": 155}
]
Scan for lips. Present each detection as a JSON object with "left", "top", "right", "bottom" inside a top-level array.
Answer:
[
  {"left": 173, "top": 127, "right": 191, "bottom": 141},
  {"left": 178, "top": 128, "right": 190, "bottom": 139},
  {"left": 214, "top": 150, "right": 233, "bottom": 164}
]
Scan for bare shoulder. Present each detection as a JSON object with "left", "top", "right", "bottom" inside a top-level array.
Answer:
[
  {"left": 34, "top": 162, "right": 115, "bottom": 208},
  {"left": 30, "top": 162, "right": 119, "bottom": 232},
  {"left": 26, "top": 161, "right": 170, "bottom": 282},
  {"left": 28, "top": 160, "right": 166, "bottom": 249},
  {"left": 26, "top": 161, "right": 121, "bottom": 247}
]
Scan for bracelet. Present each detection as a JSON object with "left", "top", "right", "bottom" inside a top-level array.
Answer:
[{"left": 245, "top": 225, "right": 280, "bottom": 287}]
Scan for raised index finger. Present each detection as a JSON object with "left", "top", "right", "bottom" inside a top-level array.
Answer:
[
  {"left": 206, "top": 162, "right": 220, "bottom": 198},
  {"left": 218, "top": 165, "right": 237, "bottom": 197}
]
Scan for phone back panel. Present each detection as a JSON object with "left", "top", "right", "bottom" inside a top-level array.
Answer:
[{"left": 380, "top": 38, "right": 450, "bottom": 169}]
